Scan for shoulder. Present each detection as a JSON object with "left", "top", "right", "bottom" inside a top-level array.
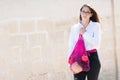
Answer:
[{"left": 91, "top": 21, "right": 100, "bottom": 27}]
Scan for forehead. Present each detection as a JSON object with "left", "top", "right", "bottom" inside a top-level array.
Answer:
[{"left": 81, "top": 6, "right": 91, "bottom": 11}]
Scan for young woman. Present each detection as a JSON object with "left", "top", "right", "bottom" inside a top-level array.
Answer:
[{"left": 68, "top": 4, "right": 101, "bottom": 80}]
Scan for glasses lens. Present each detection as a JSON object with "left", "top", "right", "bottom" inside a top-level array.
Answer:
[{"left": 81, "top": 11, "right": 91, "bottom": 15}]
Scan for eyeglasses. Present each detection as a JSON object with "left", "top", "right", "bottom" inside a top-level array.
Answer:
[{"left": 81, "top": 11, "right": 91, "bottom": 15}]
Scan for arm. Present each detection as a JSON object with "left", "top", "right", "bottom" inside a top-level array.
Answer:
[
  {"left": 68, "top": 27, "right": 76, "bottom": 60},
  {"left": 83, "top": 23, "right": 101, "bottom": 48}
]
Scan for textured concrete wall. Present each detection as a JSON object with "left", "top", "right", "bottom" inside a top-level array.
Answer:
[
  {"left": 114, "top": 0, "right": 120, "bottom": 80},
  {"left": 0, "top": 0, "right": 120, "bottom": 80}
]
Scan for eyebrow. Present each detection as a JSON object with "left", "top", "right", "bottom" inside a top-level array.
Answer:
[{"left": 81, "top": 10, "right": 91, "bottom": 13}]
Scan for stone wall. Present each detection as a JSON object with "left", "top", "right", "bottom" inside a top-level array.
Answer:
[{"left": 0, "top": 0, "right": 120, "bottom": 80}]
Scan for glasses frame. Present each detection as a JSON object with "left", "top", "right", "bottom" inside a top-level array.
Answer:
[{"left": 81, "top": 10, "right": 92, "bottom": 15}]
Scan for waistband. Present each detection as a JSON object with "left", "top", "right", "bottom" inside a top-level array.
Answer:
[{"left": 87, "top": 49, "right": 97, "bottom": 53}]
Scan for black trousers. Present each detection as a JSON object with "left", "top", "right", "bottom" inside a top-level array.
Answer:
[{"left": 74, "top": 51, "right": 101, "bottom": 80}]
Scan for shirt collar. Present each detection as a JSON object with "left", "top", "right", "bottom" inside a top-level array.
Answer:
[{"left": 79, "top": 20, "right": 92, "bottom": 29}]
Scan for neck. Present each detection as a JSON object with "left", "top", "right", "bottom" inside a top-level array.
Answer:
[{"left": 81, "top": 20, "right": 90, "bottom": 28}]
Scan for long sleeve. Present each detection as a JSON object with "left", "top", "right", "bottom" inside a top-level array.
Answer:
[
  {"left": 67, "top": 26, "right": 76, "bottom": 60},
  {"left": 83, "top": 23, "right": 101, "bottom": 49}
]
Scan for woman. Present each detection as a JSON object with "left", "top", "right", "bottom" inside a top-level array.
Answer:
[{"left": 68, "top": 4, "right": 101, "bottom": 80}]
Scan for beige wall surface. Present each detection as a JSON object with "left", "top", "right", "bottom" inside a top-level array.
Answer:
[{"left": 0, "top": 0, "right": 120, "bottom": 80}]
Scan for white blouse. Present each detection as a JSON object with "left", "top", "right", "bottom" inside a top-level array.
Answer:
[{"left": 68, "top": 21, "right": 101, "bottom": 59}]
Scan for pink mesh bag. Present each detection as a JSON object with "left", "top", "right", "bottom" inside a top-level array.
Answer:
[{"left": 68, "top": 34, "right": 90, "bottom": 74}]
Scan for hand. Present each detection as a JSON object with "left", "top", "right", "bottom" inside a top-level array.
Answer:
[
  {"left": 70, "top": 62, "right": 83, "bottom": 74},
  {"left": 80, "top": 27, "right": 86, "bottom": 35}
]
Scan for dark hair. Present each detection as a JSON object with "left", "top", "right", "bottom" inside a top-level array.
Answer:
[{"left": 79, "top": 4, "right": 100, "bottom": 22}]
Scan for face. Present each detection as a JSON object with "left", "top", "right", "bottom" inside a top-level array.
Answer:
[{"left": 80, "top": 6, "right": 92, "bottom": 21}]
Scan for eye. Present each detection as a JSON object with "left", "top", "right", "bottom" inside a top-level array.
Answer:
[{"left": 81, "top": 11, "right": 91, "bottom": 15}]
